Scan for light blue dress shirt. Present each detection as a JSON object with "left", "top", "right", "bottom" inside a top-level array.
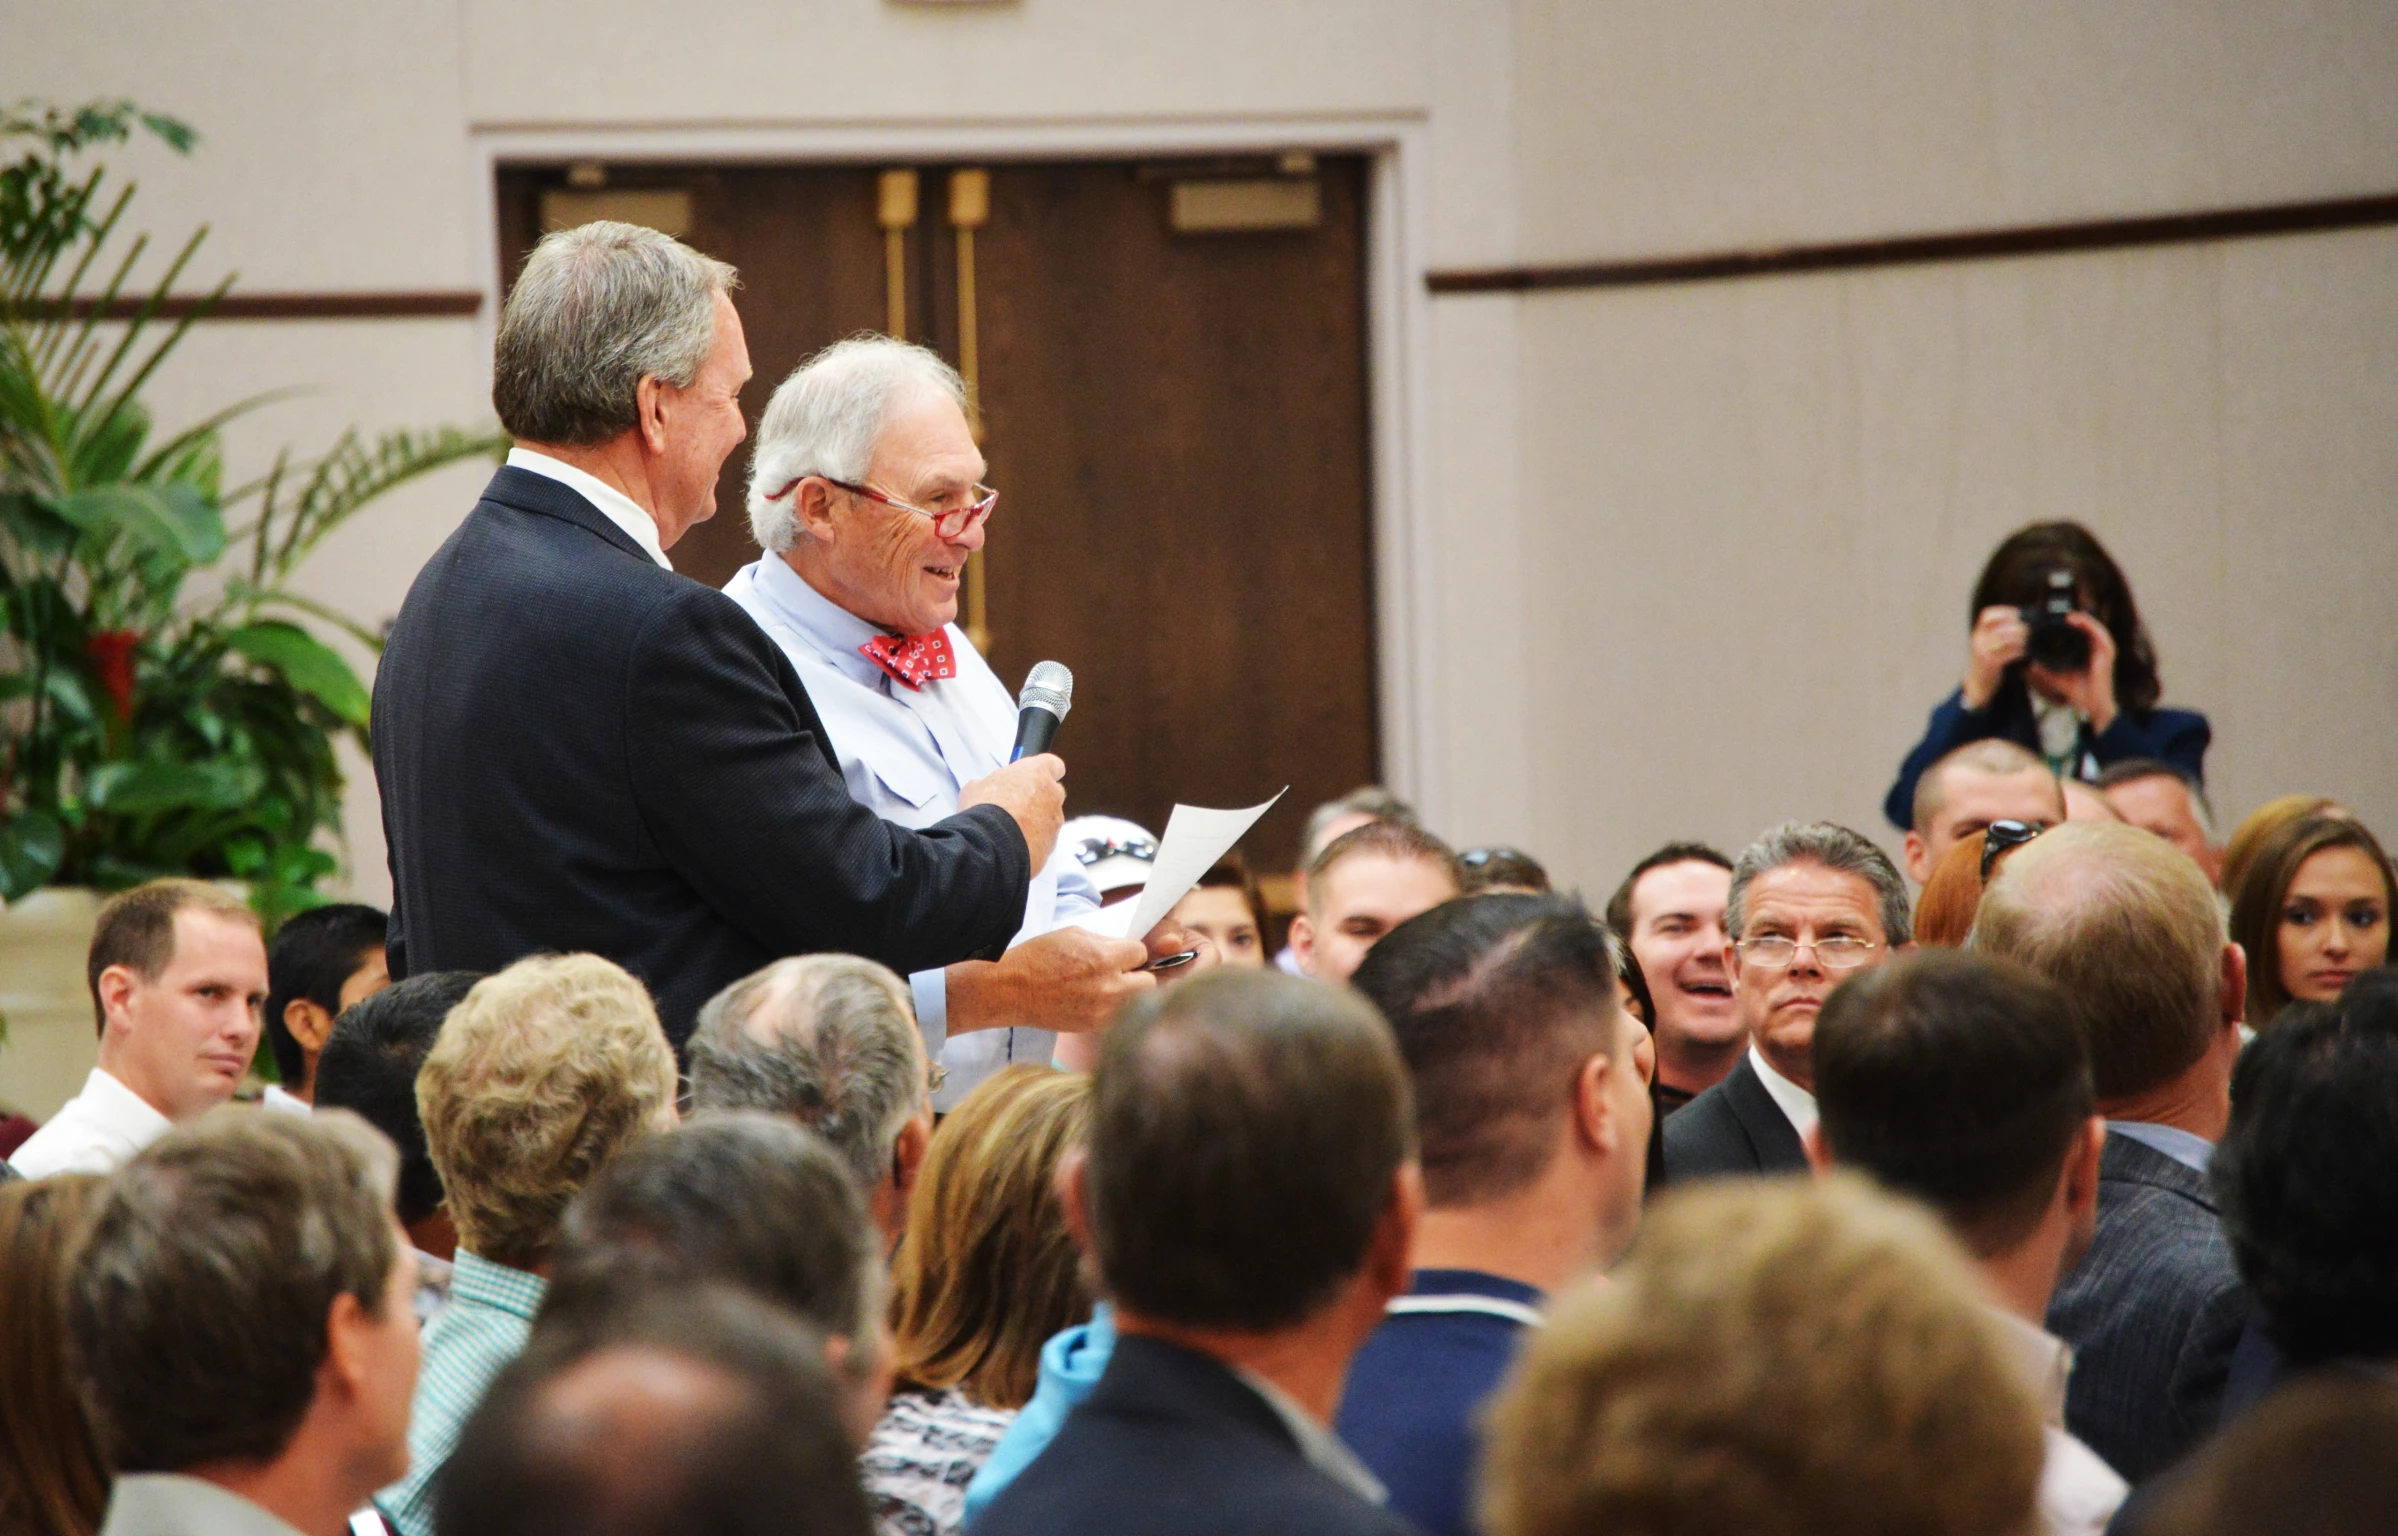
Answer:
[{"left": 723, "top": 555, "right": 1100, "bottom": 1109}]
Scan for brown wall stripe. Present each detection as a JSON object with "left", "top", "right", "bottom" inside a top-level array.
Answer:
[
  {"left": 54, "top": 291, "right": 485, "bottom": 321},
  {"left": 1426, "top": 191, "right": 2398, "bottom": 295}
]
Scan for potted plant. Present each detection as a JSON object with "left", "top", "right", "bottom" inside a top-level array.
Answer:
[{"left": 1, "top": 100, "right": 500, "bottom": 1106}]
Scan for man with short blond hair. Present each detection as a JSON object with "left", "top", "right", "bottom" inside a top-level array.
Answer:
[
  {"left": 10, "top": 878, "right": 266, "bottom": 1180},
  {"left": 1906, "top": 739, "right": 2066, "bottom": 885},
  {"left": 1481, "top": 1177, "right": 2044, "bottom": 1536},
  {"left": 1970, "top": 821, "right": 2249, "bottom": 1482},
  {"left": 2097, "top": 758, "right": 2224, "bottom": 887},
  {"left": 1289, "top": 821, "right": 1461, "bottom": 985},
  {"left": 377, "top": 952, "right": 679, "bottom": 1536}
]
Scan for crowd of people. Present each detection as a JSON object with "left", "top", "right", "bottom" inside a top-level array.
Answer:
[{"left": 4, "top": 219, "right": 2395, "bottom": 1536}]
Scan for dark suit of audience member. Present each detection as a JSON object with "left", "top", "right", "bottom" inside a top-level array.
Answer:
[
  {"left": 1972, "top": 822, "right": 2252, "bottom": 1484},
  {"left": 1661, "top": 1054, "right": 1805, "bottom": 1183},
  {"left": 376, "top": 225, "right": 1041, "bottom": 1046},
  {"left": 976, "top": 970, "right": 1421, "bottom": 1536},
  {"left": 2047, "top": 1131, "right": 2246, "bottom": 1480}
]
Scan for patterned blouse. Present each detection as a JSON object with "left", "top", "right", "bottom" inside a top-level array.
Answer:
[{"left": 863, "top": 1388, "right": 1019, "bottom": 1536}]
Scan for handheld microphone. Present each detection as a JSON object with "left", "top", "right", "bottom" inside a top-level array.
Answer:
[{"left": 1010, "top": 661, "right": 1074, "bottom": 762}]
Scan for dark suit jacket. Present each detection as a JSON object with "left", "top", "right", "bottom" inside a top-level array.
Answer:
[
  {"left": 2047, "top": 1130, "right": 2248, "bottom": 1484},
  {"left": 974, "top": 1335, "right": 1420, "bottom": 1536},
  {"left": 373, "top": 467, "right": 1030, "bottom": 1045},
  {"left": 1660, "top": 1054, "right": 1809, "bottom": 1186}
]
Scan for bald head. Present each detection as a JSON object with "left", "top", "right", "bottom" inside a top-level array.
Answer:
[{"left": 1969, "top": 822, "right": 2238, "bottom": 1103}]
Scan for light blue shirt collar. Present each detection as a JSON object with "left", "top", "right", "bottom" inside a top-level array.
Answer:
[
  {"left": 750, "top": 554, "right": 898, "bottom": 691},
  {"left": 2107, "top": 1119, "right": 2214, "bottom": 1174}
]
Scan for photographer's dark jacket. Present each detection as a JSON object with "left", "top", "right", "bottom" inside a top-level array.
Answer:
[{"left": 1883, "top": 686, "right": 2211, "bottom": 831}]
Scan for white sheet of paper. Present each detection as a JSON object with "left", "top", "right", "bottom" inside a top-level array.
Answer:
[{"left": 1120, "top": 789, "right": 1288, "bottom": 943}]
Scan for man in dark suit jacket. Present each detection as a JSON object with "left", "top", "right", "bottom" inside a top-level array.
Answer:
[
  {"left": 1661, "top": 822, "right": 1913, "bottom": 1187},
  {"left": 376, "top": 222, "right": 1061, "bottom": 1045},
  {"left": 976, "top": 970, "right": 1423, "bottom": 1536},
  {"left": 1973, "top": 821, "right": 2251, "bottom": 1483}
]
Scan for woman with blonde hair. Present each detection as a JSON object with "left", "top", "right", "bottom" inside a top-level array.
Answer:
[{"left": 865, "top": 1066, "right": 1094, "bottom": 1536}]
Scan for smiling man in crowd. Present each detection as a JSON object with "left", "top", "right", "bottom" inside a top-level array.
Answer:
[
  {"left": 10, "top": 879, "right": 268, "bottom": 1180},
  {"left": 1606, "top": 843, "right": 1739, "bottom": 1111},
  {"left": 725, "top": 336, "right": 1206, "bottom": 1106},
  {"left": 1661, "top": 823, "right": 1912, "bottom": 1184}
]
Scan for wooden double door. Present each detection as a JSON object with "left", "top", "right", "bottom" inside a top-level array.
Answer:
[{"left": 496, "top": 156, "right": 1377, "bottom": 862}]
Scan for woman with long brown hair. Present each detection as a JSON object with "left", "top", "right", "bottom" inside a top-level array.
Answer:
[
  {"left": 2229, "top": 815, "right": 2394, "bottom": 1028},
  {"left": 0, "top": 1175, "right": 111, "bottom": 1536},
  {"left": 864, "top": 1066, "right": 1094, "bottom": 1536}
]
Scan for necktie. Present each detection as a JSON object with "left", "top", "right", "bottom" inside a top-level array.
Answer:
[{"left": 860, "top": 629, "right": 958, "bottom": 691}]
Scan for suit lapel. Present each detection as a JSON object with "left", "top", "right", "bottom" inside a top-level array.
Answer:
[
  {"left": 1725, "top": 1056, "right": 1808, "bottom": 1171},
  {"left": 2100, "top": 1130, "right": 2217, "bottom": 1211}
]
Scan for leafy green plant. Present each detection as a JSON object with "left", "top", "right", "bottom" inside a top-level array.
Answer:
[{"left": 1, "top": 101, "right": 503, "bottom": 921}]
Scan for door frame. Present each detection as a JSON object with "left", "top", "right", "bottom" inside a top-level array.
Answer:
[{"left": 468, "top": 116, "right": 1447, "bottom": 825}]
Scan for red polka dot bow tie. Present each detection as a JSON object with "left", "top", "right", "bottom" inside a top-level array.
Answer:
[{"left": 859, "top": 629, "right": 957, "bottom": 691}]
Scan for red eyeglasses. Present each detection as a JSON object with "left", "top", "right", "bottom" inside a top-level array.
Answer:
[{"left": 768, "top": 475, "right": 998, "bottom": 540}]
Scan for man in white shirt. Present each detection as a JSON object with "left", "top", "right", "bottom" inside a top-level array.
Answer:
[
  {"left": 1811, "top": 949, "right": 2129, "bottom": 1535},
  {"left": 68, "top": 1109, "right": 422, "bottom": 1536},
  {"left": 10, "top": 879, "right": 268, "bottom": 1180},
  {"left": 1660, "top": 822, "right": 1912, "bottom": 1185},
  {"left": 726, "top": 336, "right": 1198, "bottom": 1107}
]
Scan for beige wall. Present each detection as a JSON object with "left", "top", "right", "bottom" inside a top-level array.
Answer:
[{"left": 7, "top": 0, "right": 2394, "bottom": 922}]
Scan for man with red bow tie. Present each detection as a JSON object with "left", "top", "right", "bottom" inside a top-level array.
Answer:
[{"left": 725, "top": 335, "right": 1202, "bottom": 1106}]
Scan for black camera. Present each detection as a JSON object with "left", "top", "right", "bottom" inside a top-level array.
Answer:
[{"left": 2019, "top": 569, "right": 2091, "bottom": 673}]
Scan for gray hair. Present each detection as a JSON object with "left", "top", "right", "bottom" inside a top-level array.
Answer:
[
  {"left": 493, "top": 221, "right": 739, "bottom": 447},
  {"left": 685, "top": 955, "right": 924, "bottom": 1191},
  {"left": 1726, "top": 821, "right": 1914, "bottom": 948},
  {"left": 744, "top": 334, "right": 969, "bottom": 553}
]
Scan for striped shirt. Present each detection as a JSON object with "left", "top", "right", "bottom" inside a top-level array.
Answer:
[{"left": 375, "top": 1250, "right": 546, "bottom": 1536}]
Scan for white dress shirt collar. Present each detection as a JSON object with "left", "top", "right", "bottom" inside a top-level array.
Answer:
[
  {"left": 1748, "top": 1043, "right": 1818, "bottom": 1142},
  {"left": 506, "top": 447, "right": 672, "bottom": 570},
  {"left": 6, "top": 1066, "right": 173, "bottom": 1179},
  {"left": 1988, "top": 1309, "right": 2130, "bottom": 1535},
  {"left": 749, "top": 552, "right": 897, "bottom": 690},
  {"left": 99, "top": 1473, "right": 308, "bottom": 1536},
  {"left": 1990, "top": 1307, "right": 2075, "bottom": 1428},
  {"left": 2106, "top": 1118, "right": 2214, "bottom": 1174}
]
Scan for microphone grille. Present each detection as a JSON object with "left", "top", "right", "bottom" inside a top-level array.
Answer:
[{"left": 1019, "top": 660, "right": 1074, "bottom": 718}]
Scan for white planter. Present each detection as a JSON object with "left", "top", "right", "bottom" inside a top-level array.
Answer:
[{"left": 0, "top": 887, "right": 105, "bottom": 1122}]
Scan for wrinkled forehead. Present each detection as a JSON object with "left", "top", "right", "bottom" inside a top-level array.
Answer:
[
  {"left": 864, "top": 384, "right": 983, "bottom": 492},
  {"left": 1740, "top": 862, "right": 1888, "bottom": 935}
]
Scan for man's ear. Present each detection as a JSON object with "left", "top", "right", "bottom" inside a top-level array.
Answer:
[
  {"left": 892, "top": 1111, "right": 933, "bottom": 1196},
  {"left": 2064, "top": 1116, "right": 2104, "bottom": 1220},
  {"left": 95, "top": 964, "right": 140, "bottom": 1041},
  {"left": 320, "top": 1289, "right": 373, "bottom": 1400},
  {"left": 1801, "top": 1123, "right": 1833, "bottom": 1177},
  {"left": 2220, "top": 941, "right": 2249, "bottom": 1031},
  {"left": 1903, "top": 830, "right": 1931, "bottom": 886},
  {"left": 1571, "top": 1052, "right": 1617, "bottom": 1157},
  {"left": 1366, "top": 1162, "right": 1424, "bottom": 1306},
  {"left": 793, "top": 477, "right": 845, "bottom": 543},
  {"left": 1056, "top": 1148, "right": 1094, "bottom": 1254},
  {"left": 283, "top": 998, "right": 336, "bottom": 1057},
  {"left": 1287, "top": 913, "right": 1317, "bottom": 974},
  {"left": 635, "top": 372, "right": 671, "bottom": 456}
]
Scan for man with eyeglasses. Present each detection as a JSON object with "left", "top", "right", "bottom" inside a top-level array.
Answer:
[
  {"left": 727, "top": 336, "right": 1205, "bottom": 1109},
  {"left": 1661, "top": 822, "right": 1914, "bottom": 1186}
]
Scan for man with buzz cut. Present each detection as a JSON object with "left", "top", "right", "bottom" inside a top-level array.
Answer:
[
  {"left": 1904, "top": 738, "right": 2067, "bottom": 885},
  {"left": 10, "top": 878, "right": 268, "bottom": 1180},
  {"left": 1289, "top": 820, "right": 1461, "bottom": 986},
  {"left": 1342, "top": 893, "right": 1653, "bottom": 1536}
]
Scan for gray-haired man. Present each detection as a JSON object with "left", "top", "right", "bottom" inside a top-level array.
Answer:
[
  {"left": 688, "top": 954, "right": 936, "bottom": 1244},
  {"left": 723, "top": 336, "right": 1206, "bottom": 1107},
  {"left": 375, "top": 224, "right": 1065, "bottom": 1046},
  {"left": 1660, "top": 821, "right": 1914, "bottom": 1186}
]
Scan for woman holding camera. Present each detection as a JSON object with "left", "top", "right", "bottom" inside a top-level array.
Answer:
[{"left": 1883, "top": 522, "right": 2211, "bottom": 830}]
